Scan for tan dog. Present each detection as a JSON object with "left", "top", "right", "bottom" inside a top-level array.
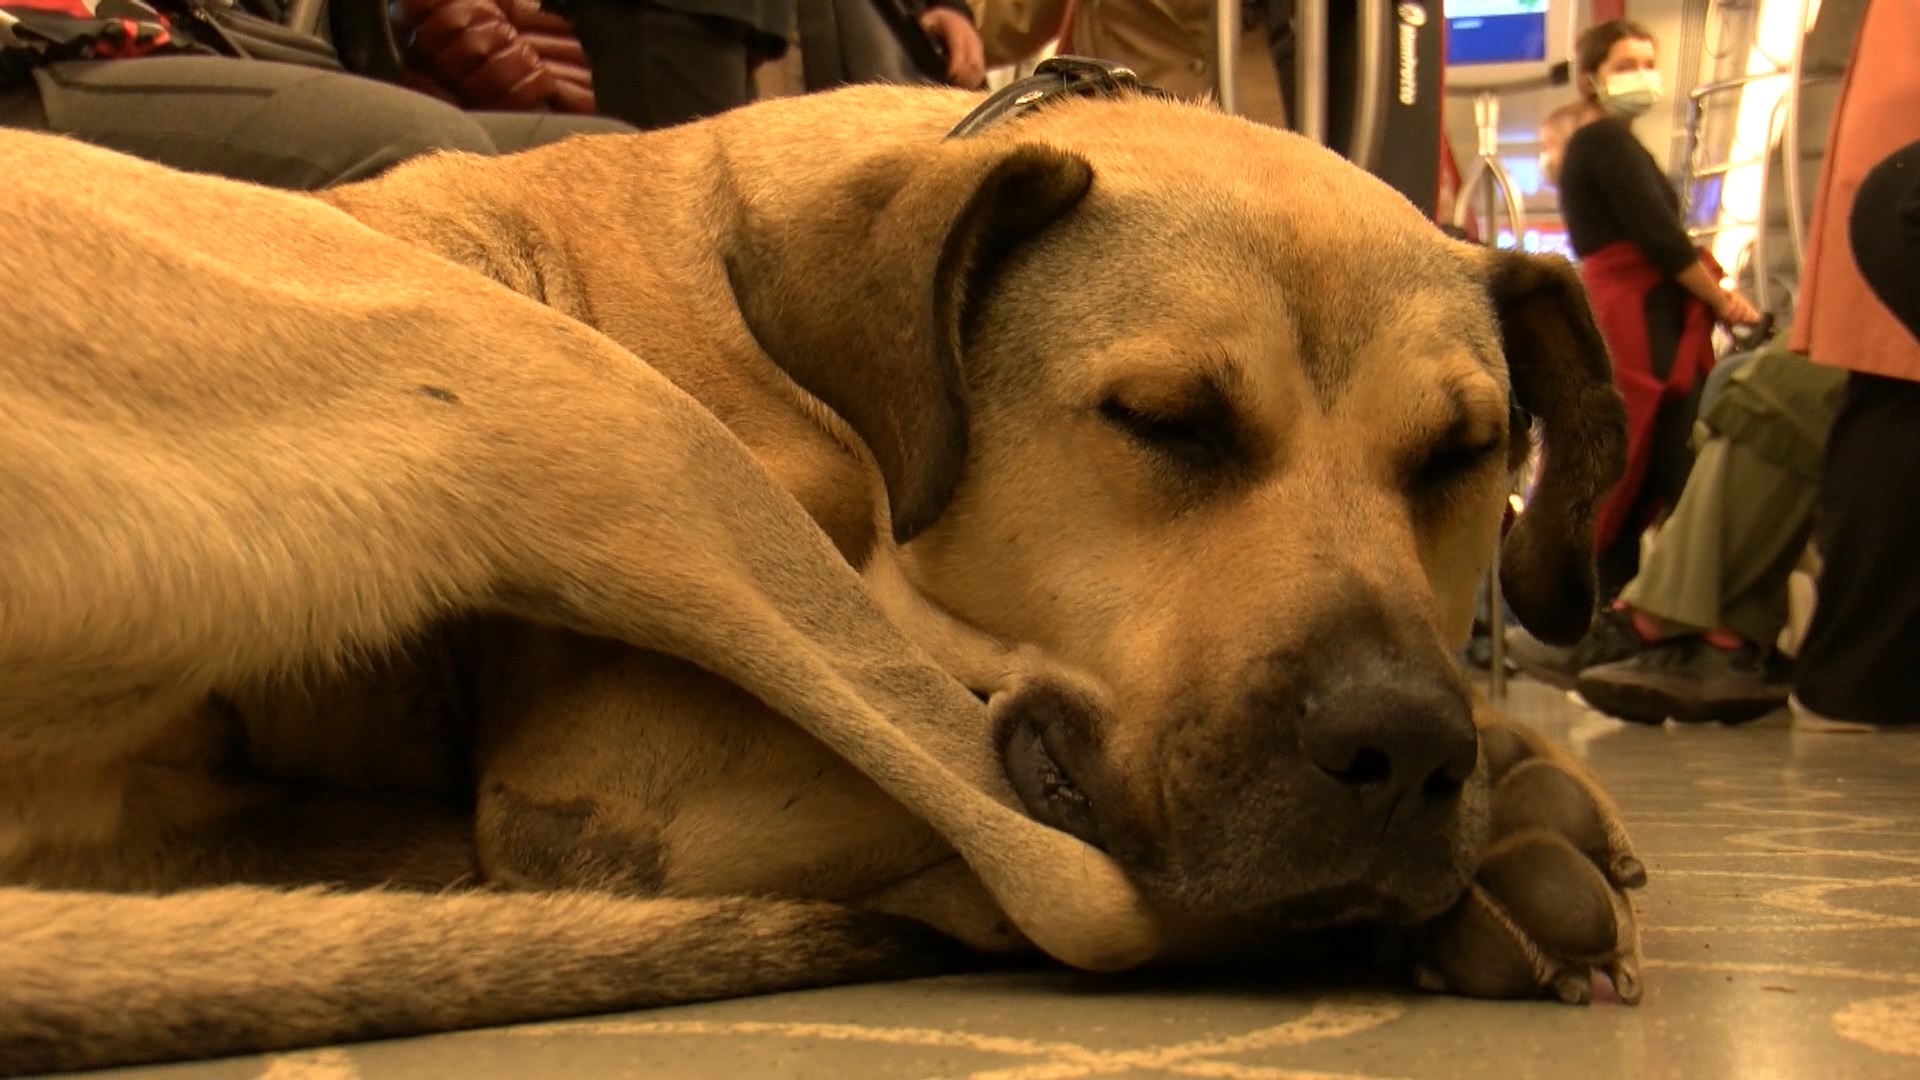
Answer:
[{"left": 0, "top": 82, "right": 1637, "bottom": 1076}]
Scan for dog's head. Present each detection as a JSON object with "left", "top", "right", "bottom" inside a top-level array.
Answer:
[{"left": 726, "top": 90, "right": 1625, "bottom": 946}]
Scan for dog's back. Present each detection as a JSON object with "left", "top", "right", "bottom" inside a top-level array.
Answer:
[{"left": 0, "top": 125, "right": 976, "bottom": 1076}]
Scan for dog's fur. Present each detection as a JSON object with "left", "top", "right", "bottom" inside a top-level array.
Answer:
[{"left": 0, "top": 85, "right": 1638, "bottom": 1075}]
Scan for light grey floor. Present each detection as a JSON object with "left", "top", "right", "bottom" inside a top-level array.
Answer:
[{"left": 94, "top": 681, "right": 1920, "bottom": 1080}]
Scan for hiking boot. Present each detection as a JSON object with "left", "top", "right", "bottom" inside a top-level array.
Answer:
[
  {"left": 1504, "top": 607, "right": 1644, "bottom": 689},
  {"left": 1577, "top": 638, "right": 1791, "bottom": 725}
]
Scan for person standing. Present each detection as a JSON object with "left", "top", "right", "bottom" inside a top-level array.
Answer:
[
  {"left": 1786, "top": 0, "right": 1920, "bottom": 732},
  {"left": 1505, "top": 19, "right": 1763, "bottom": 685}
]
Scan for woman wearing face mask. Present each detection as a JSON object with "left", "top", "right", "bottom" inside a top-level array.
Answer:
[{"left": 1557, "top": 20, "right": 1762, "bottom": 609}]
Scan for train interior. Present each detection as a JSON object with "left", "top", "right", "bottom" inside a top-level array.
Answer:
[{"left": 49, "top": 0, "right": 1919, "bottom": 1077}]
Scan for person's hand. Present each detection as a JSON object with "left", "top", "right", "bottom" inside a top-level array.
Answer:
[
  {"left": 920, "top": 6, "right": 987, "bottom": 90},
  {"left": 1714, "top": 289, "right": 1762, "bottom": 326}
]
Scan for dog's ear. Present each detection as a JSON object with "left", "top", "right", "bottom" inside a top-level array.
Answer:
[
  {"left": 1483, "top": 249, "right": 1628, "bottom": 646},
  {"left": 726, "top": 142, "right": 1094, "bottom": 543}
]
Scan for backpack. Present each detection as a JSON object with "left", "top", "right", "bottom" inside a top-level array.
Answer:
[{"left": 1, "top": 0, "right": 340, "bottom": 84}]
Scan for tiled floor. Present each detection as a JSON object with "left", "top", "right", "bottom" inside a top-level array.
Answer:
[{"left": 97, "top": 681, "right": 1920, "bottom": 1080}]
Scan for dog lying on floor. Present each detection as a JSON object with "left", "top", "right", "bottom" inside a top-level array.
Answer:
[{"left": 0, "top": 68, "right": 1638, "bottom": 1076}]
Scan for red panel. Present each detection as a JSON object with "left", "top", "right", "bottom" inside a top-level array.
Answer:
[{"left": 1591, "top": 0, "right": 1629, "bottom": 21}]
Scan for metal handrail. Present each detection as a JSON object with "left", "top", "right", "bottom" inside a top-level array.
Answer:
[
  {"left": 1448, "top": 90, "right": 1528, "bottom": 700},
  {"left": 1295, "top": 0, "right": 1328, "bottom": 145},
  {"left": 1211, "top": 0, "right": 1239, "bottom": 117},
  {"left": 1781, "top": 0, "right": 1812, "bottom": 273},
  {"left": 1750, "top": 90, "right": 1788, "bottom": 308},
  {"left": 284, "top": 0, "right": 325, "bottom": 35},
  {"left": 1689, "top": 220, "right": 1762, "bottom": 238},
  {"left": 1347, "top": 0, "right": 1389, "bottom": 174},
  {"left": 1689, "top": 69, "right": 1792, "bottom": 102}
]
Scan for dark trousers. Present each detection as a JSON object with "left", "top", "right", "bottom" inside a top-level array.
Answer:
[
  {"left": 1594, "top": 394, "right": 1702, "bottom": 602},
  {"left": 1795, "top": 372, "right": 1920, "bottom": 725},
  {"left": 0, "top": 56, "right": 633, "bottom": 191},
  {"left": 565, "top": 0, "right": 782, "bottom": 131}
]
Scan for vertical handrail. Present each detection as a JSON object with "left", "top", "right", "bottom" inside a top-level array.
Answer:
[
  {"left": 1212, "top": 0, "right": 1240, "bottom": 116},
  {"left": 1295, "top": 0, "right": 1329, "bottom": 144},
  {"left": 1753, "top": 92, "right": 1787, "bottom": 307},
  {"left": 1476, "top": 93, "right": 1528, "bottom": 242},
  {"left": 1448, "top": 91, "right": 1530, "bottom": 700},
  {"left": 1485, "top": 137, "right": 1509, "bottom": 702},
  {"left": 1348, "top": 0, "right": 1389, "bottom": 173},
  {"left": 284, "top": 0, "right": 325, "bottom": 35},
  {"left": 1781, "top": 0, "right": 1811, "bottom": 273}
]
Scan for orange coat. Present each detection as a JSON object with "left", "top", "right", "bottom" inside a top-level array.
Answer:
[{"left": 1791, "top": 0, "right": 1920, "bottom": 382}]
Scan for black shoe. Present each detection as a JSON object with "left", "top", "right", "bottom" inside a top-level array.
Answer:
[
  {"left": 1577, "top": 638, "right": 1791, "bottom": 725},
  {"left": 1505, "top": 608, "right": 1644, "bottom": 690}
]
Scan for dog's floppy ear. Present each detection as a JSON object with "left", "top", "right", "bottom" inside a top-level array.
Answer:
[
  {"left": 1484, "top": 249, "right": 1628, "bottom": 645},
  {"left": 727, "top": 141, "right": 1094, "bottom": 543}
]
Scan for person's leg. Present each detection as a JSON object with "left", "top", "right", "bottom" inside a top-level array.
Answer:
[
  {"left": 1592, "top": 520, "right": 1644, "bottom": 606},
  {"left": 470, "top": 111, "right": 638, "bottom": 154},
  {"left": 1793, "top": 373, "right": 1920, "bottom": 728},
  {"left": 1794, "top": 147, "right": 1920, "bottom": 730},
  {"left": 15, "top": 56, "right": 502, "bottom": 189},
  {"left": 1620, "top": 438, "right": 1817, "bottom": 647},
  {"left": 564, "top": 1, "right": 757, "bottom": 130},
  {"left": 1580, "top": 437, "right": 1813, "bottom": 725}
]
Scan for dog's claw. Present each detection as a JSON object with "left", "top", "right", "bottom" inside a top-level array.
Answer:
[
  {"left": 1612, "top": 855, "right": 1648, "bottom": 889},
  {"left": 1551, "top": 968, "right": 1592, "bottom": 1005},
  {"left": 1412, "top": 706, "right": 1645, "bottom": 1007},
  {"left": 1610, "top": 961, "right": 1644, "bottom": 1005}
]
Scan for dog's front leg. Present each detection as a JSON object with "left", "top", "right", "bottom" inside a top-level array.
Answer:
[{"left": 452, "top": 346, "right": 1155, "bottom": 972}]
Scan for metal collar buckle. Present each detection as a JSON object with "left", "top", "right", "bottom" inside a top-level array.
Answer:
[{"left": 946, "top": 56, "right": 1173, "bottom": 141}]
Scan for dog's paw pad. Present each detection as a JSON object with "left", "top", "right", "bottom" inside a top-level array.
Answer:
[
  {"left": 1476, "top": 831, "right": 1620, "bottom": 960},
  {"left": 1491, "top": 760, "right": 1609, "bottom": 858},
  {"left": 1416, "top": 886, "right": 1549, "bottom": 1000}
]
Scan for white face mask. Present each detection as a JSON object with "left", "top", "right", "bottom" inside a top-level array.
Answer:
[{"left": 1598, "top": 69, "right": 1662, "bottom": 118}]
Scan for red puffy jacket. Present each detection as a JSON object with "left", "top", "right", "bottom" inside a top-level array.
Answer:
[{"left": 390, "top": 0, "right": 596, "bottom": 114}]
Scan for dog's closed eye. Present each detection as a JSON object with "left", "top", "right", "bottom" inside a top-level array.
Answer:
[
  {"left": 1407, "top": 426, "right": 1504, "bottom": 509},
  {"left": 1098, "top": 376, "right": 1244, "bottom": 473}
]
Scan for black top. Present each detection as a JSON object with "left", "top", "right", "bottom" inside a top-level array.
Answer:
[{"left": 1557, "top": 118, "right": 1699, "bottom": 277}]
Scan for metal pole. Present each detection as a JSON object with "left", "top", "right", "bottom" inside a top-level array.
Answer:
[
  {"left": 1488, "top": 535, "right": 1507, "bottom": 699},
  {"left": 1782, "top": 0, "right": 1811, "bottom": 273},
  {"left": 1348, "top": 0, "right": 1389, "bottom": 174},
  {"left": 1471, "top": 88, "right": 1524, "bottom": 700},
  {"left": 283, "top": 0, "right": 325, "bottom": 35},
  {"left": 1753, "top": 92, "right": 1786, "bottom": 307},
  {"left": 1212, "top": 0, "right": 1240, "bottom": 116},
  {"left": 1296, "top": 0, "right": 1328, "bottom": 145},
  {"left": 1489, "top": 156, "right": 1528, "bottom": 246}
]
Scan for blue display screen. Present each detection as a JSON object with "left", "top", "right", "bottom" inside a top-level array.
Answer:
[{"left": 1448, "top": 1, "right": 1549, "bottom": 65}]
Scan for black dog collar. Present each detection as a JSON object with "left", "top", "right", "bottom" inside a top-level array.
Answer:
[{"left": 946, "top": 56, "right": 1176, "bottom": 140}]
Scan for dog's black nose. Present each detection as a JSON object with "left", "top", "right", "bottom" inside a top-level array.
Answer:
[{"left": 1299, "top": 667, "right": 1478, "bottom": 828}]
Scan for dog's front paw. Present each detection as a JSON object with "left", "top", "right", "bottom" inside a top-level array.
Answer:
[{"left": 1413, "top": 711, "right": 1646, "bottom": 1005}]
